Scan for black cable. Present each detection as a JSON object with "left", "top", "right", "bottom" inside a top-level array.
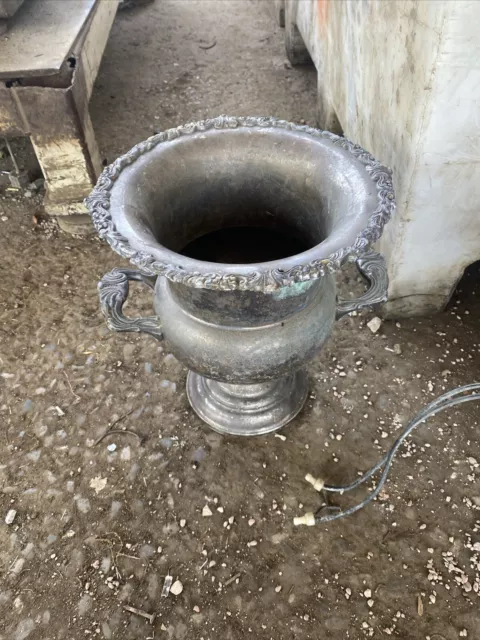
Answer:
[{"left": 297, "top": 384, "right": 480, "bottom": 525}]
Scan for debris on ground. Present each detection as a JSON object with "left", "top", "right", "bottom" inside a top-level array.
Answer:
[
  {"left": 161, "top": 574, "right": 173, "bottom": 598},
  {"left": 367, "top": 316, "right": 382, "bottom": 333},
  {"left": 170, "top": 580, "right": 183, "bottom": 596},
  {"left": 0, "top": 1, "right": 479, "bottom": 639},
  {"left": 5, "top": 509, "right": 17, "bottom": 525}
]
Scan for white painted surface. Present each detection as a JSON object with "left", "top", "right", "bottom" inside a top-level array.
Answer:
[{"left": 289, "top": 0, "right": 480, "bottom": 314}]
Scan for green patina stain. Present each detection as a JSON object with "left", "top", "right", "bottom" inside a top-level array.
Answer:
[{"left": 272, "top": 280, "right": 315, "bottom": 300}]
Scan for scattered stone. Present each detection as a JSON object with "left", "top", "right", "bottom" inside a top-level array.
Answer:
[
  {"left": 15, "top": 618, "right": 35, "bottom": 640},
  {"left": 202, "top": 505, "right": 213, "bottom": 517},
  {"left": 107, "top": 443, "right": 117, "bottom": 452},
  {"left": 5, "top": 509, "right": 17, "bottom": 525},
  {"left": 367, "top": 317, "right": 382, "bottom": 334},
  {"left": 139, "top": 544, "right": 156, "bottom": 558},
  {"left": 22, "top": 399, "right": 33, "bottom": 413},
  {"left": 247, "top": 540, "right": 258, "bottom": 547},
  {"left": 89, "top": 477, "right": 107, "bottom": 494},
  {"left": 159, "top": 379, "right": 177, "bottom": 392},
  {"left": 120, "top": 446, "right": 131, "bottom": 461},
  {"left": 248, "top": 519, "right": 255, "bottom": 526},
  {"left": 180, "top": 519, "right": 186, "bottom": 528},
  {"left": 170, "top": 580, "right": 183, "bottom": 596},
  {"left": 77, "top": 593, "right": 92, "bottom": 616},
  {"left": 10, "top": 557, "right": 25, "bottom": 576},
  {"left": 75, "top": 497, "right": 91, "bottom": 514},
  {"left": 274, "top": 434, "right": 286, "bottom": 441},
  {"left": 364, "top": 589, "right": 372, "bottom": 598},
  {"left": 26, "top": 450, "right": 41, "bottom": 462},
  {"left": 110, "top": 501, "right": 122, "bottom": 519},
  {"left": 275, "top": 585, "right": 282, "bottom": 593}
]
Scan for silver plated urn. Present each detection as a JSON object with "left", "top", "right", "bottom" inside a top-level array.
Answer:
[{"left": 86, "top": 116, "right": 394, "bottom": 436}]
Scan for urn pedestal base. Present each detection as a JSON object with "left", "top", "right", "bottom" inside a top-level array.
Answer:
[{"left": 186, "top": 370, "right": 309, "bottom": 436}]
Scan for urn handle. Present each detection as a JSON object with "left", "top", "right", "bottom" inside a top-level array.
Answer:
[
  {"left": 336, "top": 252, "right": 389, "bottom": 320},
  {"left": 98, "top": 268, "right": 163, "bottom": 340}
]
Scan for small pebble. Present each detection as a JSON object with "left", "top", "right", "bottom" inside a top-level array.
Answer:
[
  {"left": 202, "top": 505, "right": 213, "bottom": 517},
  {"left": 275, "top": 585, "right": 282, "bottom": 593},
  {"left": 5, "top": 509, "right": 17, "bottom": 525},
  {"left": 180, "top": 519, "right": 186, "bottom": 528},
  {"left": 107, "top": 443, "right": 117, "bottom": 452},
  {"left": 170, "top": 580, "right": 183, "bottom": 596},
  {"left": 367, "top": 317, "right": 382, "bottom": 334}
]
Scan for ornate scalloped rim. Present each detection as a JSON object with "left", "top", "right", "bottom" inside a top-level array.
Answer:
[{"left": 85, "top": 115, "right": 395, "bottom": 292}]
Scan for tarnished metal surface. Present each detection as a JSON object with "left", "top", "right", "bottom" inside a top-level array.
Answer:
[
  {"left": 186, "top": 371, "right": 309, "bottom": 437},
  {"left": 92, "top": 118, "right": 392, "bottom": 435},
  {"left": 86, "top": 115, "right": 395, "bottom": 293}
]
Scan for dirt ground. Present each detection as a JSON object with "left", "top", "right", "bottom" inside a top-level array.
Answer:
[{"left": 1, "top": 2, "right": 480, "bottom": 639}]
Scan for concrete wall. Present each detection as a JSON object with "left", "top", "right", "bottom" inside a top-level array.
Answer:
[{"left": 286, "top": 0, "right": 480, "bottom": 316}]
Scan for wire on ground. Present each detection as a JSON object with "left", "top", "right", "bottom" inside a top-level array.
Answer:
[{"left": 294, "top": 383, "right": 480, "bottom": 526}]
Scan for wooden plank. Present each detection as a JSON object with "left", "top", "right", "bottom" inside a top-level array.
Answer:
[{"left": 0, "top": 0, "right": 97, "bottom": 79}]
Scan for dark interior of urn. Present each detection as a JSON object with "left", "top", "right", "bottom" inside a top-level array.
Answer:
[
  {"left": 181, "top": 224, "right": 310, "bottom": 264},
  {"left": 121, "top": 128, "right": 367, "bottom": 266},
  {"left": 147, "top": 182, "right": 328, "bottom": 265}
]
